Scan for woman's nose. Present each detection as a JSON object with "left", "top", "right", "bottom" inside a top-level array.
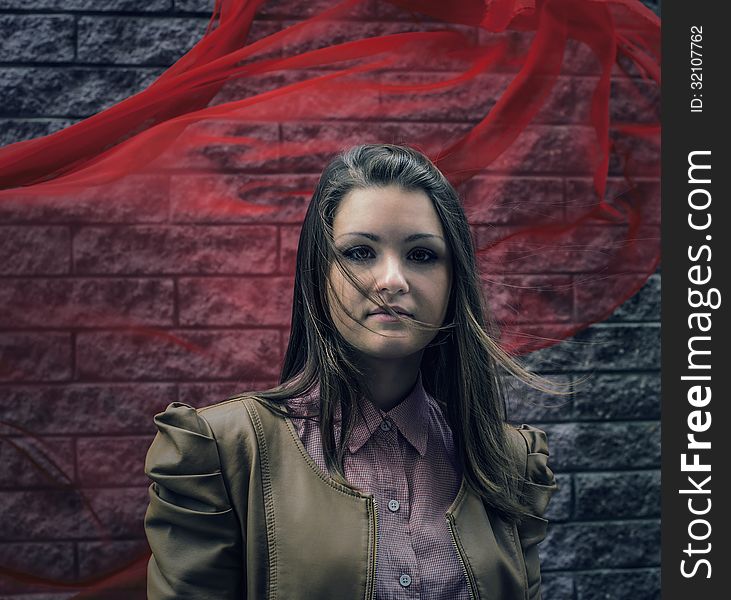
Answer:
[{"left": 375, "top": 255, "right": 409, "bottom": 294}]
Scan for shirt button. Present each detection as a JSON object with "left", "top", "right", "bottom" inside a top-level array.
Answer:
[
  {"left": 379, "top": 419, "right": 392, "bottom": 431},
  {"left": 399, "top": 574, "right": 411, "bottom": 587},
  {"left": 388, "top": 499, "right": 400, "bottom": 512}
]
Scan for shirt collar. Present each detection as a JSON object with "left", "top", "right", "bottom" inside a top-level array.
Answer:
[
  {"left": 344, "top": 370, "right": 430, "bottom": 457},
  {"left": 288, "top": 371, "right": 431, "bottom": 457}
]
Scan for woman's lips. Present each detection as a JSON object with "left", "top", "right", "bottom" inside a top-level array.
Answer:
[{"left": 367, "top": 311, "right": 412, "bottom": 322}]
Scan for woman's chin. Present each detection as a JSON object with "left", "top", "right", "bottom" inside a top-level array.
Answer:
[{"left": 355, "top": 337, "right": 427, "bottom": 361}]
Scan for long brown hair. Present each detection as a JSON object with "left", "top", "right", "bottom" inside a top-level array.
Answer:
[{"left": 237, "top": 143, "right": 567, "bottom": 522}]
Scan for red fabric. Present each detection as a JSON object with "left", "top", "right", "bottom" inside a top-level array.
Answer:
[
  {"left": 0, "top": 0, "right": 659, "bottom": 353},
  {"left": 0, "top": 0, "right": 659, "bottom": 595},
  {"left": 0, "top": 0, "right": 660, "bottom": 355}
]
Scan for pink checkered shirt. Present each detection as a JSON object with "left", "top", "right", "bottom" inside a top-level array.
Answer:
[{"left": 287, "top": 371, "right": 470, "bottom": 600}]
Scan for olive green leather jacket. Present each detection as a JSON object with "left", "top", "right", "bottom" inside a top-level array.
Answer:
[{"left": 144, "top": 396, "right": 556, "bottom": 599}]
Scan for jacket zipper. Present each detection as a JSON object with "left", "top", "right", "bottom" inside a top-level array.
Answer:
[
  {"left": 369, "top": 496, "right": 379, "bottom": 600},
  {"left": 446, "top": 513, "right": 478, "bottom": 600}
]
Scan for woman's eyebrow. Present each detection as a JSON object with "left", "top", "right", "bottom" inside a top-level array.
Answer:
[{"left": 336, "top": 232, "right": 444, "bottom": 242}]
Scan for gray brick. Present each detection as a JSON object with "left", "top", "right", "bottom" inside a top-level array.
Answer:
[
  {"left": 260, "top": 0, "right": 376, "bottom": 19},
  {"left": 167, "top": 119, "right": 280, "bottom": 171},
  {"left": 0, "top": 67, "right": 161, "bottom": 117},
  {"left": 0, "top": 542, "right": 75, "bottom": 595},
  {"left": 0, "top": 383, "right": 176, "bottom": 436},
  {"left": 0, "top": 490, "right": 86, "bottom": 540},
  {"left": 0, "top": 437, "right": 75, "bottom": 488},
  {"left": 606, "top": 274, "right": 660, "bottom": 322},
  {"left": 573, "top": 373, "right": 660, "bottom": 420},
  {"left": 542, "top": 520, "right": 660, "bottom": 570},
  {"left": 0, "top": 119, "right": 77, "bottom": 146},
  {"left": 75, "top": 328, "right": 281, "bottom": 380},
  {"left": 0, "top": 174, "right": 169, "bottom": 223},
  {"left": 0, "top": 226, "right": 70, "bottom": 275},
  {"left": 575, "top": 471, "right": 660, "bottom": 519},
  {"left": 545, "top": 473, "right": 572, "bottom": 522},
  {"left": 542, "top": 574, "right": 575, "bottom": 600},
  {"left": 541, "top": 422, "right": 660, "bottom": 471},
  {"left": 575, "top": 568, "right": 660, "bottom": 600},
  {"left": 0, "top": 15, "right": 75, "bottom": 63},
  {"left": 179, "top": 277, "right": 292, "bottom": 326},
  {"left": 523, "top": 324, "right": 660, "bottom": 372},
  {"left": 175, "top": 0, "right": 213, "bottom": 12},
  {"left": 73, "top": 225, "right": 278, "bottom": 275},
  {"left": 487, "top": 274, "right": 574, "bottom": 324},
  {"left": 566, "top": 179, "right": 660, "bottom": 228},
  {"left": 489, "top": 125, "right": 597, "bottom": 175},
  {"left": 0, "top": 1, "right": 171, "bottom": 10},
  {"left": 84, "top": 487, "right": 148, "bottom": 538},
  {"left": 608, "top": 133, "right": 659, "bottom": 178},
  {"left": 0, "top": 487, "right": 148, "bottom": 541},
  {"left": 0, "top": 332, "right": 71, "bottom": 382},
  {"left": 280, "top": 120, "right": 472, "bottom": 173},
  {"left": 179, "top": 380, "right": 280, "bottom": 406},
  {"left": 458, "top": 175, "right": 565, "bottom": 226},
  {"left": 0, "top": 593, "right": 79, "bottom": 599},
  {"left": 0, "top": 278, "right": 175, "bottom": 327},
  {"left": 77, "top": 538, "right": 149, "bottom": 579},
  {"left": 504, "top": 374, "right": 574, "bottom": 423},
  {"left": 610, "top": 78, "right": 660, "bottom": 124},
  {"left": 78, "top": 17, "right": 207, "bottom": 65},
  {"left": 77, "top": 436, "right": 153, "bottom": 486}
]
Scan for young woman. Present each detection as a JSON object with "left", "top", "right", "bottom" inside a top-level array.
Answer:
[{"left": 144, "top": 144, "right": 558, "bottom": 599}]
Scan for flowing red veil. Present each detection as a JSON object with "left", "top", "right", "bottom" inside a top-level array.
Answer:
[{"left": 0, "top": 0, "right": 658, "bottom": 595}]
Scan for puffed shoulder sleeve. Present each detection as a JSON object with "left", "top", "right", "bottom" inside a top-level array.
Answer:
[
  {"left": 511, "top": 424, "right": 557, "bottom": 600},
  {"left": 144, "top": 402, "right": 243, "bottom": 599}
]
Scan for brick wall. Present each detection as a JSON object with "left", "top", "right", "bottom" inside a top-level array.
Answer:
[{"left": 0, "top": 1, "right": 660, "bottom": 598}]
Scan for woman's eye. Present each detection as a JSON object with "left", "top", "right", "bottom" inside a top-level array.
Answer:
[
  {"left": 409, "top": 248, "right": 437, "bottom": 263},
  {"left": 341, "top": 246, "right": 437, "bottom": 263},
  {"left": 342, "top": 246, "right": 373, "bottom": 262}
]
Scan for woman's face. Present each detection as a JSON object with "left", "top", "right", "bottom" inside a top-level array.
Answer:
[{"left": 327, "top": 184, "right": 453, "bottom": 361}]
